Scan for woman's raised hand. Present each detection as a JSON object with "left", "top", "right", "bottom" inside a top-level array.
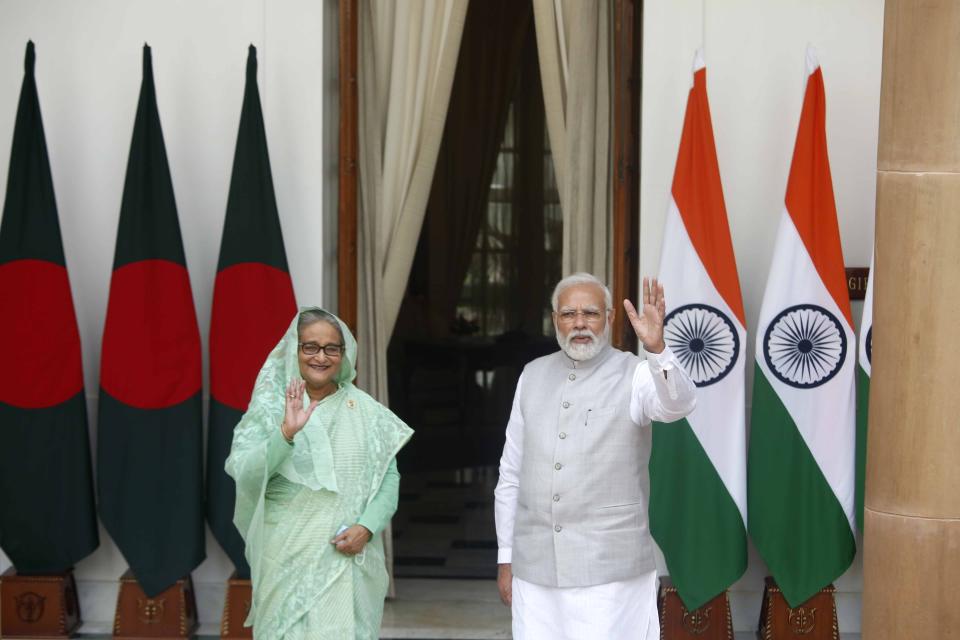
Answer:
[{"left": 281, "top": 378, "right": 319, "bottom": 440}]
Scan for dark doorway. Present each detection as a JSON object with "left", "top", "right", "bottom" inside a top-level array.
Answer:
[{"left": 387, "top": 0, "right": 561, "bottom": 579}]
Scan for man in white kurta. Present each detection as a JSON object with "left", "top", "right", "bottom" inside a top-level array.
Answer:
[{"left": 495, "top": 273, "right": 696, "bottom": 640}]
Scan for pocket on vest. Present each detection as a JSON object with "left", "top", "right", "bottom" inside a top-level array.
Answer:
[
  {"left": 592, "top": 504, "right": 649, "bottom": 574},
  {"left": 593, "top": 502, "right": 642, "bottom": 530},
  {"left": 585, "top": 405, "right": 618, "bottom": 422},
  {"left": 581, "top": 406, "right": 637, "bottom": 456}
]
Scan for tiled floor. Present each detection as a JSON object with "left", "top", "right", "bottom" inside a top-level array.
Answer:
[
  {"left": 392, "top": 467, "right": 499, "bottom": 580},
  {"left": 383, "top": 578, "right": 510, "bottom": 639}
]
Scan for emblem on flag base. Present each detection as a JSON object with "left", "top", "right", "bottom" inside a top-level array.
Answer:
[
  {"left": 0, "top": 567, "right": 82, "bottom": 638},
  {"left": 657, "top": 577, "right": 733, "bottom": 639},
  {"left": 219, "top": 572, "right": 252, "bottom": 639},
  {"left": 112, "top": 570, "right": 197, "bottom": 639},
  {"left": 757, "top": 577, "right": 838, "bottom": 640}
]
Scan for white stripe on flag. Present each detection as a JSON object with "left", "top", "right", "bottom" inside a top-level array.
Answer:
[
  {"left": 660, "top": 199, "right": 747, "bottom": 522},
  {"left": 755, "top": 209, "right": 857, "bottom": 533}
]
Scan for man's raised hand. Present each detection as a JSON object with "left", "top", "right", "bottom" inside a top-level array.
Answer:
[{"left": 623, "top": 277, "right": 666, "bottom": 354}]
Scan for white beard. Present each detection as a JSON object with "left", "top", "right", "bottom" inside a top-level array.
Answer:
[{"left": 556, "top": 323, "right": 610, "bottom": 361}]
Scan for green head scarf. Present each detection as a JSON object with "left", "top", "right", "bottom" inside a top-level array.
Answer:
[
  {"left": 285, "top": 307, "right": 358, "bottom": 386},
  {"left": 229, "top": 307, "right": 388, "bottom": 498},
  {"left": 258, "top": 307, "right": 362, "bottom": 494}
]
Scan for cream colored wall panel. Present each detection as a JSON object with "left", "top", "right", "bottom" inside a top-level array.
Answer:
[{"left": 638, "top": 0, "right": 703, "bottom": 284}]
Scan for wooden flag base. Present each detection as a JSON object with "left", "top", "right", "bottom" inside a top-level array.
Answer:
[
  {"left": 657, "top": 577, "right": 733, "bottom": 639},
  {"left": 112, "top": 570, "right": 198, "bottom": 639},
  {"left": 220, "top": 573, "right": 252, "bottom": 639},
  {"left": 0, "top": 567, "right": 82, "bottom": 638},
  {"left": 757, "top": 577, "right": 838, "bottom": 640}
]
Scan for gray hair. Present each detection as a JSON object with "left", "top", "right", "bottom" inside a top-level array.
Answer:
[
  {"left": 297, "top": 309, "right": 344, "bottom": 343},
  {"left": 551, "top": 272, "right": 613, "bottom": 311}
]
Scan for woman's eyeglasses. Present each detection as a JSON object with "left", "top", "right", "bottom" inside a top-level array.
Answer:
[{"left": 299, "top": 342, "right": 345, "bottom": 357}]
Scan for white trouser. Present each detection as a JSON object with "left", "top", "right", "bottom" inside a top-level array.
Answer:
[{"left": 511, "top": 569, "right": 659, "bottom": 640}]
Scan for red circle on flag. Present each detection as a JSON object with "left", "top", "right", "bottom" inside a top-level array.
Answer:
[
  {"left": 210, "top": 263, "right": 296, "bottom": 411},
  {"left": 0, "top": 260, "right": 85, "bottom": 408},
  {"left": 100, "top": 260, "right": 202, "bottom": 408}
]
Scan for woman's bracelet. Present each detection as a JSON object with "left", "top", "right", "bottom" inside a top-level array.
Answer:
[{"left": 280, "top": 422, "right": 294, "bottom": 444}]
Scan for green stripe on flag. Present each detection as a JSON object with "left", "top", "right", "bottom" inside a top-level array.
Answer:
[
  {"left": 748, "top": 364, "right": 856, "bottom": 607},
  {"left": 855, "top": 365, "right": 870, "bottom": 532},
  {"left": 650, "top": 418, "right": 747, "bottom": 611}
]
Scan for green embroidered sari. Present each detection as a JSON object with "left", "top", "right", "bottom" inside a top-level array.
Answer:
[{"left": 225, "top": 308, "right": 412, "bottom": 639}]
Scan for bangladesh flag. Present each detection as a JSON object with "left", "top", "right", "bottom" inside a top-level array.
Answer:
[
  {"left": 97, "top": 44, "right": 204, "bottom": 597},
  {"left": 748, "top": 48, "right": 856, "bottom": 607},
  {"left": 855, "top": 253, "right": 873, "bottom": 532},
  {"left": 207, "top": 45, "right": 296, "bottom": 578},
  {"left": 0, "top": 41, "right": 99, "bottom": 572},
  {"left": 650, "top": 51, "right": 747, "bottom": 611}
]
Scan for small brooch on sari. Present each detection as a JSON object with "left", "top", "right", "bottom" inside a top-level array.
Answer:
[{"left": 346, "top": 399, "right": 356, "bottom": 409}]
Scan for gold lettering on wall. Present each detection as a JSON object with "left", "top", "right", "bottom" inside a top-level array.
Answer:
[{"left": 846, "top": 267, "right": 870, "bottom": 300}]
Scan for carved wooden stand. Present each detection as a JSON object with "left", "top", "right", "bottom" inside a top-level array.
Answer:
[
  {"left": 757, "top": 577, "right": 838, "bottom": 640},
  {"left": 0, "top": 567, "right": 81, "bottom": 638},
  {"left": 220, "top": 573, "right": 252, "bottom": 639},
  {"left": 112, "top": 570, "right": 198, "bottom": 639},
  {"left": 657, "top": 577, "right": 733, "bottom": 639}
]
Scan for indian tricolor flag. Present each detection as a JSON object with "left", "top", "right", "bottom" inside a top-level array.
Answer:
[
  {"left": 650, "top": 51, "right": 747, "bottom": 611},
  {"left": 855, "top": 252, "right": 873, "bottom": 533},
  {"left": 748, "top": 48, "right": 856, "bottom": 607}
]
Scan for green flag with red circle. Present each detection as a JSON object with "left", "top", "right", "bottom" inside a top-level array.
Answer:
[
  {"left": 0, "top": 41, "right": 99, "bottom": 573},
  {"left": 97, "top": 44, "right": 204, "bottom": 597},
  {"left": 206, "top": 45, "right": 296, "bottom": 579}
]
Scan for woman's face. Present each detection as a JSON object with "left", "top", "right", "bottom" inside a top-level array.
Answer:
[{"left": 297, "top": 320, "right": 344, "bottom": 391}]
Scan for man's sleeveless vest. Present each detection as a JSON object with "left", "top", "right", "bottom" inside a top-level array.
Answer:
[{"left": 513, "top": 344, "right": 657, "bottom": 587}]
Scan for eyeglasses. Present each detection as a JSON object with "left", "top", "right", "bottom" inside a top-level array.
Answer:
[
  {"left": 299, "top": 342, "right": 345, "bottom": 357},
  {"left": 555, "top": 309, "right": 605, "bottom": 324}
]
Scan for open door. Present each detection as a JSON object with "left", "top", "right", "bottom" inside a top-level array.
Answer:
[{"left": 337, "top": 0, "right": 642, "bottom": 588}]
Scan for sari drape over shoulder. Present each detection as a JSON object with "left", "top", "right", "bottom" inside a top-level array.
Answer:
[{"left": 225, "top": 308, "right": 412, "bottom": 639}]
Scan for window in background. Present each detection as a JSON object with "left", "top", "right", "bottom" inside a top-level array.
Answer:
[{"left": 456, "top": 44, "right": 561, "bottom": 339}]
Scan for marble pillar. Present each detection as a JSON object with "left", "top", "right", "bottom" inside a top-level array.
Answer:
[{"left": 862, "top": 1, "right": 960, "bottom": 637}]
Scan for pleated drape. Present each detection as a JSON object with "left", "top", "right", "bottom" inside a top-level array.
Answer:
[
  {"left": 356, "top": 0, "right": 467, "bottom": 592},
  {"left": 533, "top": 0, "right": 612, "bottom": 280}
]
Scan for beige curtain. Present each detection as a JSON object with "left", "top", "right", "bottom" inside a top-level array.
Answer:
[
  {"left": 532, "top": 0, "right": 611, "bottom": 280},
  {"left": 357, "top": 0, "right": 467, "bottom": 400},
  {"left": 356, "top": 0, "right": 467, "bottom": 592}
]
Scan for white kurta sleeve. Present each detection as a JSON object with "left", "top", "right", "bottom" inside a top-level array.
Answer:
[
  {"left": 494, "top": 374, "right": 525, "bottom": 564},
  {"left": 629, "top": 345, "right": 697, "bottom": 425}
]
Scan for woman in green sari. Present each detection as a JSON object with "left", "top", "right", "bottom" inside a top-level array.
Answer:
[{"left": 226, "top": 308, "right": 413, "bottom": 639}]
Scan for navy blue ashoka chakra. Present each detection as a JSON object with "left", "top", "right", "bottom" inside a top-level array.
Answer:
[
  {"left": 763, "top": 304, "right": 847, "bottom": 389},
  {"left": 663, "top": 303, "right": 739, "bottom": 387},
  {"left": 865, "top": 326, "right": 873, "bottom": 366}
]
